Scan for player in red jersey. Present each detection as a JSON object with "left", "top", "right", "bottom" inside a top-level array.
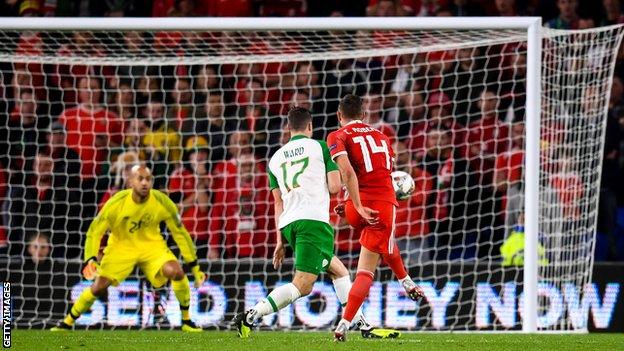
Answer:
[{"left": 328, "top": 94, "right": 424, "bottom": 341}]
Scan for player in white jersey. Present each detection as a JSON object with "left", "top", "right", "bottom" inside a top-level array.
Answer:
[{"left": 232, "top": 107, "right": 399, "bottom": 339}]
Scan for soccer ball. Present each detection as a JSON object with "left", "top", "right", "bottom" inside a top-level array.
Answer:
[{"left": 391, "top": 171, "right": 415, "bottom": 201}]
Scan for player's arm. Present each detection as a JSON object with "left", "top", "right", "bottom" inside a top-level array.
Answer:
[
  {"left": 269, "top": 169, "right": 285, "bottom": 269},
  {"left": 162, "top": 202, "right": 198, "bottom": 264},
  {"left": 272, "top": 189, "right": 284, "bottom": 233},
  {"left": 271, "top": 188, "right": 286, "bottom": 269},
  {"left": 334, "top": 155, "right": 364, "bottom": 211},
  {"left": 82, "top": 197, "right": 114, "bottom": 280},
  {"left": 158, "top": 192, "right": 206, "bottom": 287},
  {"left": 320, "top": 140, "right": 342, "bottom": 194},
  {"left": 327, "top": 171, "right": 341, "bottom": 195},
  {"left": 83, "top": 212, "right": 109, "bottom": 263},
  {"left": 334, "top": 155, "right": 379, "bottom": 224}
]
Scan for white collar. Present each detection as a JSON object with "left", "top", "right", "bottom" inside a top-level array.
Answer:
[{"left": 344, "top": 120, "right": 364, "bottom": 126}]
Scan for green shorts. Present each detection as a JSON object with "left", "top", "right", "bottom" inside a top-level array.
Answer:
[{"left": 281, "top": 219, "right": 335, "bottom": 275}]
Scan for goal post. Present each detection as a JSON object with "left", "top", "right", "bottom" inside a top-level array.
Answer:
[
  {"left": 0, "top": 17, "right": 622, "bottom": 332},
  {"left": 524, "top": 17, "right": 542, "bottom": 333}
]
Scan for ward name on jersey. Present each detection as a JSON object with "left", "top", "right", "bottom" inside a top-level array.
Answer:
[
  {"left": 327, "top": 120, "right": 397, "bottom": 206},
  {"left": 268, "top": 135, "right": 339, "bottom": 229}
]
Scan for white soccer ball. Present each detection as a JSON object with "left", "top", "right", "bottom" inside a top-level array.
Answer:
[{"left": 391, "top": 171, "right": 415, "bottom": 201}]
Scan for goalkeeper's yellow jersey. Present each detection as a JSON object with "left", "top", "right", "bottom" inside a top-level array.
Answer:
[{"left": 83, "top": 188, "right": 197, "bottom": 264}]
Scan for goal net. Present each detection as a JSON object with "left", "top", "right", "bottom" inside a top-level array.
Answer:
[{"left": 0, "top": 19, "right": 622, "bottom": 331}]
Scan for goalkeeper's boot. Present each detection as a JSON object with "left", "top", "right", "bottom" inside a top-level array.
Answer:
[
  {"left": 232, "top": 310, "right": 254, "bottom": 338},
  {"left": 401, "top": 278, "right": 425, "bottom": 301},
  {"left": 181, "top": 319, "right": 202, "bottom": 332},
  {"left": 50, "top": 321, "right": 72, "bottom": 332},
  {"left": 334, "top": 319, "right": 350, "bottom": 342}
]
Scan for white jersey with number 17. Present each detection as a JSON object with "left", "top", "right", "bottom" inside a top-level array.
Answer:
[{"left": 268, "top": 135, "right": 339, "bottom": 229}]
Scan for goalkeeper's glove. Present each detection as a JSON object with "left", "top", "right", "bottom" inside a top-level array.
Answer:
[
  {"left": 81, "top": 257, "right": 99, "bottom": 281},
  {"left": 190, "top": 262, "right": 206, "bottom": 288}
]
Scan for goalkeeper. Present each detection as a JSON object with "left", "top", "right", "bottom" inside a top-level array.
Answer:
[{"left": 51, "top": 165, "right": 206, "bottom": 332}]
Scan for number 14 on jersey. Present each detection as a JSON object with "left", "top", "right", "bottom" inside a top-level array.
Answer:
[{"left": 352, "top": 135, "right": 391, "bottom": 172}]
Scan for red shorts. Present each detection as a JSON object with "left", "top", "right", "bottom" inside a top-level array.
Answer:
[{"left": 344, "top": 200, "right": 396, "bottom": 255}]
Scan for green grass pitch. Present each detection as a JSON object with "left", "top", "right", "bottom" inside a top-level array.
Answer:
[{"left": 9, "top": 330, "right": 624, "bottom": 351}]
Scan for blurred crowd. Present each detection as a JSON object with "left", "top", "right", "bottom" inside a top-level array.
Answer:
[
  {"left": 0, "top": 0, "right": 622, "bottom": 22},
  {"left": 2, "top": 0, "right": 624, "bottom": 265}
]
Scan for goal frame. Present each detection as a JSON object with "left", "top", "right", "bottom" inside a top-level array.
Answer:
[{"left": 0, "top": 16, "right": 543, "bottom": 333}]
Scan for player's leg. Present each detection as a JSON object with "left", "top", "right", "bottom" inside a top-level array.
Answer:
[
  {"left": 335, "top": 201, "right": 383, "bottom": 340},
  {"left": 327, "top": 257, "right": 366, "bottom": 326},
  {"left": 333, "top": 245, "right": 380, "bottom": 341},
  {"left": 234, "top": 220, "right": 332, "bottom": 338},
  {"left": 144, "top": 247, "right": 202, "bottom": 333},
  {"left": 160, "top": 261, "right": 200, "bottom": 332},
  {"left": 377, "top": 204, "right": 424, "bottom": 301},
  {"left": 52, "top": 247, "right": 135, "bottom": 331},
  {"left": 336, "top": 201, "right": 416, "bottom": 341},
  {"left": 327, "top": 257, "right": 370, "bottom": 328},
  {"left": 327, "top": 256, "right": 401, "bottom": 339},
  {"left": 246, "top": 270, "right": 316, "bottom": 323},
  {"left": 353, "top": 201, "right": 424, "bottom": 301},
  {"left": 51, "top": 276, "right": 112, "bottom": 331},
  {"left": 233, "top": 269, "right": 316, "bottom": 338},
  {"left": 383, "top": 241, "right": 424, "bottom": 300},
  {"left": 234, "top": 270, "right": 315, "bottom": 338}
]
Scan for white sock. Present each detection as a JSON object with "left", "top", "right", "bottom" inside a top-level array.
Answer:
[
  {"left": 399, "top": 275, "right": 412, "bottom": 284},
  {"left": 248, "top": 283, "right": 301, "bottom": 324},
  {"left": 332, "top": 275, "right": 351, "bottom": 306},
  {"left": 336, "top": 318, "right": 351, "bottom": 330},
  {"left": 333, "top": 275, "right": 369, "bottom": 329}
]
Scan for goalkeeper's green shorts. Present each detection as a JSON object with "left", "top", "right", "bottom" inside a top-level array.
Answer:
[{"left": 280, "top": 219, "right": 335, "bottom": 275}]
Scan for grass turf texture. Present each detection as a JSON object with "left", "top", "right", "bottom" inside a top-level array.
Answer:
[{"left": 10, "top": 330, "right": 624, "bottom": 351}]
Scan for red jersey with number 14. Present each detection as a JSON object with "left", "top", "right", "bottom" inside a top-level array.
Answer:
[{"left": 327, "top": 120, "right": 397, "bottom": 206}]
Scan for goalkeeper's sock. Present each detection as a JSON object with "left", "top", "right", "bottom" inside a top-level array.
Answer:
[
  {"left": 332, "top": 275, "right": 367, "bottom": 328},
  {"left": 382, "top": 244, "right": 408, "bottom": 281},
  {"left": 180, "top": 305, "right": 191, "bottom": 321},
  {"left": 66, "top": 288, "right": 98, "bottom": 325},
  {"left": 63, "top": 315, "right": 76, "bottom": 327},
  {"left": 342, "top": 270, "right": 374, "bottom": 323},
  {"left": 247, "top": 283, "right": 301, "bottom": 325},
  {"left": 171, "top": 276, "right": 191, "bottom": 320}
]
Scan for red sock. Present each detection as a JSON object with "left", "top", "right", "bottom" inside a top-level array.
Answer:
[
  {"left": 342, "top": 270, "right": 374, "bottom": 322},
  {"left": 382, "top": 243, "right": 408, "bottom": 280}
]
